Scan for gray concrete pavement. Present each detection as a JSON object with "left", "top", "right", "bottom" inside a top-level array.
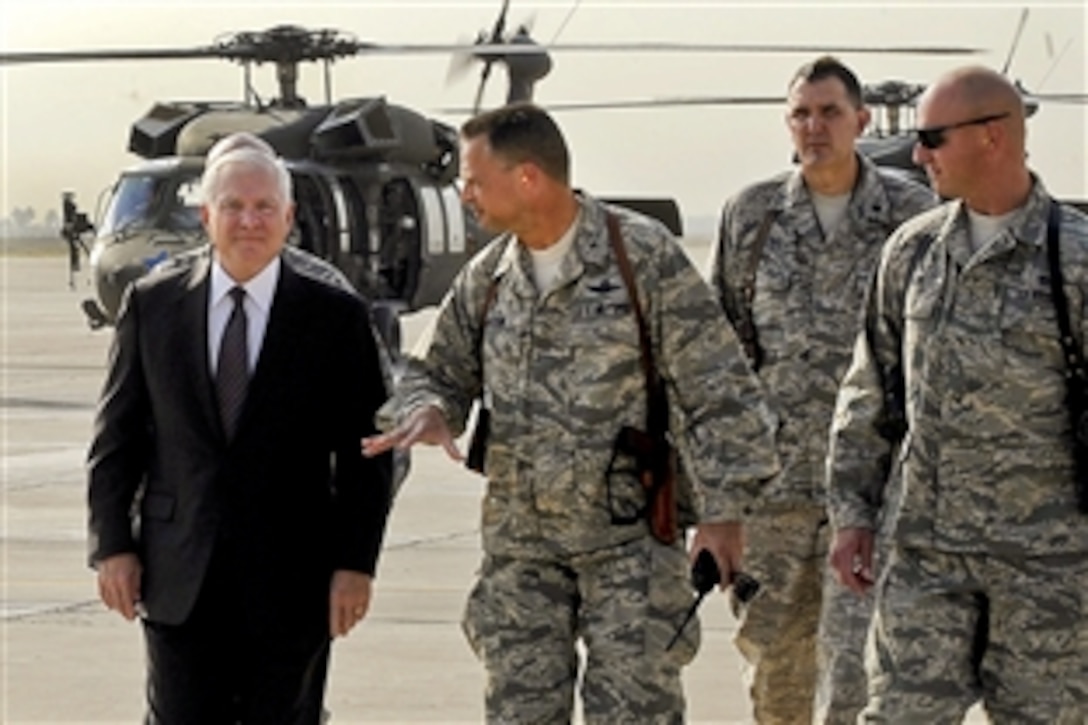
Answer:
[{"left": 1, "top": 249, "right": 986, "bottom": 723}]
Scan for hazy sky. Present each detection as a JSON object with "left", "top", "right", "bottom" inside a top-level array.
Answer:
[{"left": 1, "top": 0, "right": 1085, "bottom": 222}]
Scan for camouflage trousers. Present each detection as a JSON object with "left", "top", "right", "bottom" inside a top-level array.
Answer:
[
  {"left": 462, "top": 536, "right": 699, "bottom": 724},
  {"left": 734, "top": 504, "right": 877, "bottom": 724},
  {"left": 815, "top": 531, "right": 886, "bottom": 725},
  {"left": 863, "top": 546, "right": 1088, "bottom": 724}
]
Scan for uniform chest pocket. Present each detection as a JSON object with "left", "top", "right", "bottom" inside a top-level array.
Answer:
[
  {"left": 753, "top": 261, "right": 792, "bottom": 295},
  {"left": 571, "top": 308, "right": 640, "bottom": 353},
  {"left": 999, "top": 284, "right": 1058, "bottom": 333},
  {"left": 999, "top": 283, "right": 1062, "bottom": 360},
  {"left": 750, "top": 261, "right": 794, "bottom": 323}
]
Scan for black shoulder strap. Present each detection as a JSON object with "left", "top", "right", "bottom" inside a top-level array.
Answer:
[
  {"left": 471, "top": 249, "right": 504, "bottom": 397},
  {"left": 608, "top": 213, "right": 656, "bottom": 389},
  {"left": 1045, "top": 199, "right": 1085, "bottom": 380},
  {"left": 1043, "top": 198, "right": 1088, "bottom": 514},
  {"left": 866, "top": 232, "right": 935, "bottom": 443},
  {"left": 733, "top": 208, "right": 778, "bottom": 371},
  {"left": 607, "top": 213, "right": 668, "bottom": 428},
  {"left": 744, "top": 209, "right": 778, "bottom": 304},
  {"left": 475, "top": 276, "right": 500, "bottom": 352}
]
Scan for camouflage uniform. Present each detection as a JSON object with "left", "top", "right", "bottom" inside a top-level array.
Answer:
[
  {"left": 709, "top": 155, "right": 935, "bottom": 724},
  {"left": 383, "top": 193, "right": 780, "bottom": 724},
  {"left": 827, "top": 179, "right": 1088, "bottom": 723}
]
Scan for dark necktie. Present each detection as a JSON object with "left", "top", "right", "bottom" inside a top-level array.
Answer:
[{"left": 217, "top": 286, "right": 249, "bottom": 438}]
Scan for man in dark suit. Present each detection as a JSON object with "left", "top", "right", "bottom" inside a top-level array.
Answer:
[{"left": 87, "top": 137, "right": 393, "bottom": 724}]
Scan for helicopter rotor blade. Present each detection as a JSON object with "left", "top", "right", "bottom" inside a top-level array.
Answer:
[
  {"left": 1001, "top": 7, "right": 1030, "bottom": 75},
  {"left": 432, "top": 81, "right": 1088, "bottom": 116},
  {"left": 1029, "top": 91, "right": 1088, "bottom": 104},
  {"left": 463, "top": 0, "right": 512, "bottom": 116},
  {"left": 377, "top": 40, "right": 985, "bottom": 56},
  {"left": 473, "top": 61, "right": 496, "bottom": 115},
  {"left": 445, "top": 35, "right": 480, "bottom": 84},
  {"left": 0, "top": 47, "right": 225, "bottom": 64},
  {"left": 1034, "top": 35, "right": 1073, "bottom": 90},
  {"left": 490, "top": 0, "right": 511, "bottom": 44},
  {"left": 435, "top": 94, "right": 786, "bottom": 115},
  {"left": 543, "top": 95, "right": 786, "bottom": 112},
  {"left": 1, "top": 38, "right": 986, "bottom": 67}
]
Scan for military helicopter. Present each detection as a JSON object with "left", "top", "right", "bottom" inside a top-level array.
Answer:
[
  {"left": 516, "top": 8, "right": 1086, "bottom": 201},
  {"left": 1, "top": 4, "right": 988, "bottom": 345},
  {"left": 16, "top": 24, "right": 485, "bottom": 345},
  {"left": 516, "top": 75, "right": 1084, "bottom": 194}
]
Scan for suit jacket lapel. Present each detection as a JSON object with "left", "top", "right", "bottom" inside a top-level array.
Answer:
[
  {"left": 236, "top": 262, "right": 303, "bottom": 436},
  {"left": 178, "top": 254, "right": 222, "bottom": 440}
]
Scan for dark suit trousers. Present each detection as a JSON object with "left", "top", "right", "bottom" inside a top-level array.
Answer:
[{"left": 141, "top": 549, "right": 331, "bottom": 725}]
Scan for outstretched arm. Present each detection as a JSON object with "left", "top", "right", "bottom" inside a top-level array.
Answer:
[{"left": 362, "top": 404, "right": 463, "bottom": 462}]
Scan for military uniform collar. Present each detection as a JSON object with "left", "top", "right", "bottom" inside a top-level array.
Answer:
[
  {"left": 848, "top": 154, "right": 896, "bottom": 226},
  {"left": 489, "top": 192, "right": 611, "bottom": 299},
  {"left": 779, "top": 154, "right": 887, "bottom": 211},
  {"left": 942, "top": 175, "right": 1049, "bottom": 268}
]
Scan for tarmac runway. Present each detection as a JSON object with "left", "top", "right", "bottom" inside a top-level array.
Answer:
[{"left": 0, "top": 249, "right": 985, "bottom": 723}]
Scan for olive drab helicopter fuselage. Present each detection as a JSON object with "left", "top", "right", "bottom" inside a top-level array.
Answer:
[
  {"left": 13, "top": 8, "right": 1001, "bottom": 338},
  {"left": 44, "top": 20, "right": 685, "bottom": 343},
  {"left": 65, "top": 92, "right": 473, "bottom": 347},
  {"left": 46, "top": 22, "right": 493, "bottom": 346}
]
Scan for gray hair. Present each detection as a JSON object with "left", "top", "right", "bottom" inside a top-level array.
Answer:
[
  {"left": 201, "top": 145, "right": 293, "bottom": 206},
  {"left": 206, "top": 132, "right": 276, "bottom": 164}
]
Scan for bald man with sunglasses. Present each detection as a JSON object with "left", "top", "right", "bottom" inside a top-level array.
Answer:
[{"left": 827, "top": 65, "right": 1088, "bottom": 722}]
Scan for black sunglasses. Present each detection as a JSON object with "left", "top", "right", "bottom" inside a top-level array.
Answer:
[{"left": 914, "top": 112, "right": 1011, "bottom": 150}]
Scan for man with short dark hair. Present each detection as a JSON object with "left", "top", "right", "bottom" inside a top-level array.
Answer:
[
  {"left": 365, "top": 102, "right": 780, "bottom": 723},
  {"left": 829, "top": 65, "right": 1088, "bottom": 722},
  {"left": 709, "top": 56, "right": 935, "bottom": 723},
  {"left": 89, "top": 136, "right": 393, "bottom": 723}
]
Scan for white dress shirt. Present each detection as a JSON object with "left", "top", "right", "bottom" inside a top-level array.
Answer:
[{"left": 208, "top": 257, "right": 281, "bottom": 375}]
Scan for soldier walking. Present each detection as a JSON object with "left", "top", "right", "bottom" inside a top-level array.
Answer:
[
  {"left": 709, "top": 56, "right": 935, "bottom": 724},
  {"left": 828, "top": 65, "right": 1088, "bottom": 723},
  {"left": 364, "top": 103, "right": 780, "bottom": 723}
]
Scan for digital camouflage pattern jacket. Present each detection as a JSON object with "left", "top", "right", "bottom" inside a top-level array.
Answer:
[
  {"left": 383, "top": 193, "right": 780, "bottom": 557},
  {"left": 828, "top": 179, "right": 1088, "bottom": 556},
  {"left": 710, "top": 155, "right": 935, "bottom": 508}
]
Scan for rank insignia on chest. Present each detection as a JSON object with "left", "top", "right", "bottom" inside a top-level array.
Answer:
[
  {"left": 587, "top": 277, "right": 622, "bottom": 294},
  {"left": 573, "top": 300, "right": 631, "bottom": 320}
]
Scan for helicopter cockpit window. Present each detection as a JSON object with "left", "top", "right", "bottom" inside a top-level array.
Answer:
[
  {"left": 99, "top": 173, "right": 204, "bottom": 236},
  {"left": 166, "top": 178, "right": 204, "bottom": 232},
  {"left": 100, "top": 176, "right": 157, "bottom": 235}
]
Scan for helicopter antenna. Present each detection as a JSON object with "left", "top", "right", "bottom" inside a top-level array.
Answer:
[
  {"left": 1001, "top": 7, "right": 1030, "bottom": 75},
  {"left": 1035, "top": 35, "right": 1072, "bottom": 90},
  {"left": 549, "top": 0, "right": 582, "bottom": 45},
  {"left": 323, "top": 58, "right": 333, "bottom": 105},
  {"left": 243, "top": 61, "right": 253, "bottom": 106},
  {"left": 245, "top": 71, "right": 266, "bottom": 111}
]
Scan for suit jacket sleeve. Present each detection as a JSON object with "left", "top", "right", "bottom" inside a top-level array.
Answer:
[
  {"left": 330, "top": 295, "right": 394, "bottom": 575},
  {"left": 87, "top": 287, "right": 152, "bottom": 566}
]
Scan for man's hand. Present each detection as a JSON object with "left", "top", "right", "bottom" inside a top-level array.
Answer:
[
  {"left": 689, "top": 521, "right": 744, "bottom": 592},
  {"left": 329, "top": 570, "right": 373, "bottom": 638},
  {"left": 96, "top": 552, "right": 142, "bottom": 621},
  {"left": 361, "top": 405, "right": 462, "bottom": 461},
  {"left": 829, "top": 527, "right": 876, "bottom": 595}
]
